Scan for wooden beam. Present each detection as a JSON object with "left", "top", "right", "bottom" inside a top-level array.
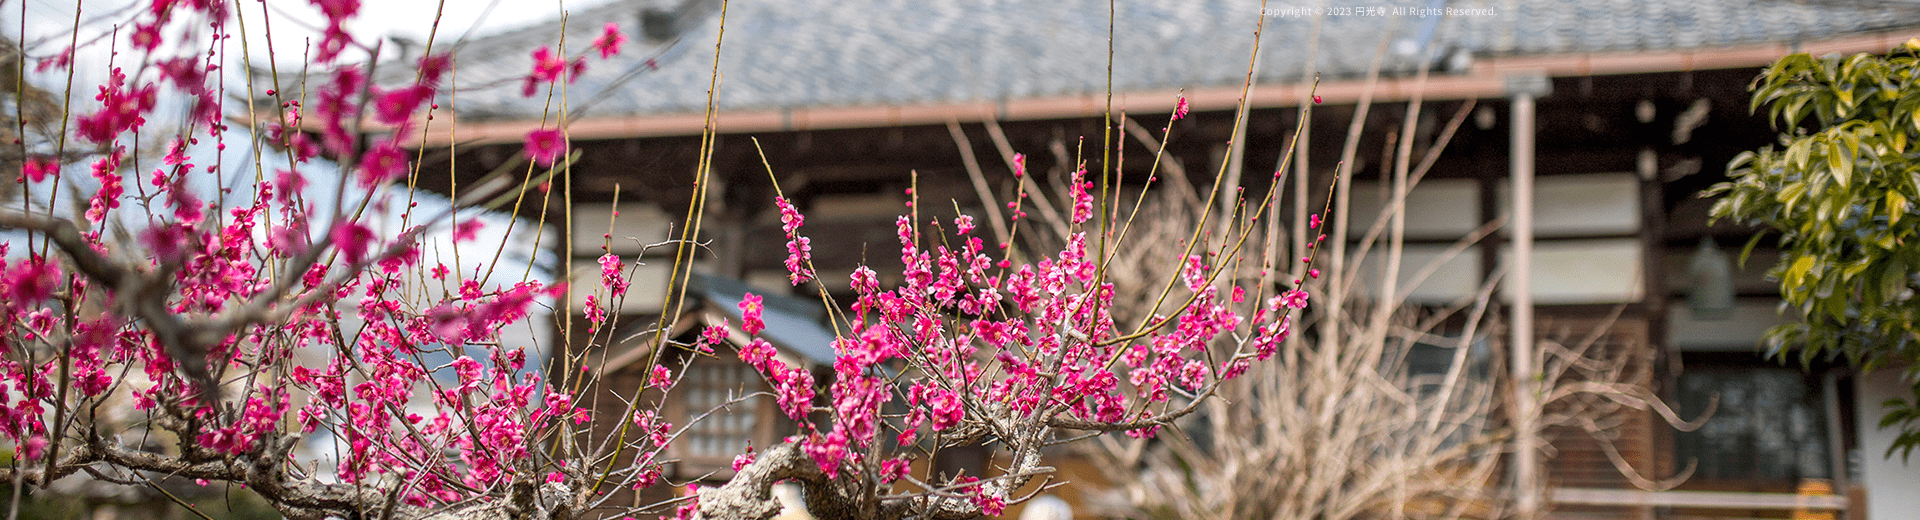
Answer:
[
  {"left": 1551, "top": 488, "right": 1847, "bottom": 510},
  {"left": 377, "top": 73, "right": 1512, "bottom": 147}
]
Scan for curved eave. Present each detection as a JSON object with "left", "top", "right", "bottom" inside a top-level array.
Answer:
[{"left": 377, "top": 27, "right": 1920, "bottom": 147}]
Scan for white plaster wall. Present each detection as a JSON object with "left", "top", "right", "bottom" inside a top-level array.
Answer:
[
  {"left": 1853, "top": 369, "right": 1920, "bottom": 519},
  {"left": 569, "top": 262, "right": 671, "bottom": 314},
  {"left": 1498, "top": 239, "right": 1644, "bottom": 304},
  {"left": 1353, "top": 244, "right": 1483, "bottom": 304},
  {"left": 570, "top": 203, "right": 675, "bottom": 256},
  {"left": 1496, "top": 173, "right": 1641, "bottom": 235},
  {"left": 1346, "top": 179, "right": 1482, "bottom": 239},
  {"left": 1665, "top": 301, "right": 1791, "bottom": 352}
]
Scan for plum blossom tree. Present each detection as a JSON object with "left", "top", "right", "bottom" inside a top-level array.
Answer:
[
  {"left": 0, "top": 1, "right": 1337, "bottom": 520},
  {"left": 0, "top": 1, "right": 633, "bottom": 518},
  {"left": 690, "top": 158, "right": 1322, "bottom": 518}
]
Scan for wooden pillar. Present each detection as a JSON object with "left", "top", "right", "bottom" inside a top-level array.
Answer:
[
  {"left": 1506, "top": 72, "right": 1550, "bottom": 518},
  {"left": 1823, "top": 370, "right": 1851, "bottom": 517}
]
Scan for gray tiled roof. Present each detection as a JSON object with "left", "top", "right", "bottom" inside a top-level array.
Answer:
[{"left": 429, "top": 0, "right": 1920, "bottom": 122}]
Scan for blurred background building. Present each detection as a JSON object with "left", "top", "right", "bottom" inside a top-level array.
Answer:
[{"left": 354, "top": 1, "right": 1920, "bottom": 518}]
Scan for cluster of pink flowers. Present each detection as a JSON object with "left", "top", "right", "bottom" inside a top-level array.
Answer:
[
  {"left": 775, "top": 196, "right": 814, "bottom": 284},
  {"left": 0, "top": 257, "right": 61, "bottom": 306},
  {"left": 672, "top": 486, "right": 701, "bottom": 520},
  {"left": 739, "top": 294, "right": 766, "bottom": 334},
  {"left": 592, "top": 23, "right": 627, "bottom": 59},
  {"left": 520, "top": 23, "right": 626, "bottom": 98},
  {"left": 524, "top": 128, "right": 567, "bottom": 167},
  {"left": 311, "top": 0, "right": 360, "bottom": 61},
  {"left": 358, "top": 144, "right": 411, "bottom": 188},
  {"left": 18, "top": 157, "right": 56, "bottom": 184},
  {"left": 85, "top": 151, "right": 124, "bottom": 222},
  {"left": 0, "top": 0, "right": 719, "bottom": 514},
  {"left": 1069, "top": 165, "right": 1095, "bottom": 224},
  {"left": 711, "top": 165, "right": 1320, "bottom": 509},
  {"left": 197, "top": 387, "right": 290, "bottom": 454},
  {"left": 600, "top": 253, "right": 630, "bottom": 297},
  {"left": 585, "top": 295, "right": 609, "bottom": 331},
  {"left": 521, "top": 47, "right": 580, "bottom": 97},
  {"left": 76, "top": 68, "right": 156, "bottom": 144},
  {"left": 0, "top": 4, "right": 1334, "bottom": 515},
  {"left": 906, "top": 383, "right": 962, "bottom": 430}
]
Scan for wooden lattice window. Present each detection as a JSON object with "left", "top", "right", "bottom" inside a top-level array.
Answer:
[
  {"left": 674, "top": 360, "right": 768, "bottom": 465},
  {"left": 1537, "top": 316, "right": 1660, "bottom": 489},
  {"left": 1673, "top": 356, "right": 1832, "bottom": 488}
]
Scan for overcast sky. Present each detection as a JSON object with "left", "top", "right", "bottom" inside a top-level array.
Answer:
[{"left": 9, "top": 0, "right": 615, "bottom": 67}]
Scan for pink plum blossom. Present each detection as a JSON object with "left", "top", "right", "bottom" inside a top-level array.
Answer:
[{"left": 524, "top": 128, "right": 566, "bottom": 167}]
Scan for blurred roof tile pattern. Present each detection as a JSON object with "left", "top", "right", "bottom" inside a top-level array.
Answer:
[{"left": 434, "top": 0, "right": 1920, "bottom": 121}]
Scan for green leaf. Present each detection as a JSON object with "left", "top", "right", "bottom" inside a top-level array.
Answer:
[
  {"left": 1729, "top": 49, "right": 1920, "bottom": 465},
  {"left": 1787, "top": 255, "right": 1816, "bottom": 289},
  {"left": 1789, "top": 139, "right": 1812, "bottom": 171},
  {"left": 1739, "top": 233, "right": 1768, "bottom": 268},
  {"left": 1780, "top": 183, "right": 1808, "bottom": 207},
  {"left": 1830, "top": 141, "right": 1853, "bottom": 188},
  {"left": 1883, "top": 258, "right": 1907, "bottom": 300},
  {"left": 1897, "top": 191, "right": 1914, "bottom": 225},
  {"left": 1783, "top": 96, "right": 1808, "bottom": 127},
  {"left": 1844, "top": 257, "right": 1873, "bottom": 280}
]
